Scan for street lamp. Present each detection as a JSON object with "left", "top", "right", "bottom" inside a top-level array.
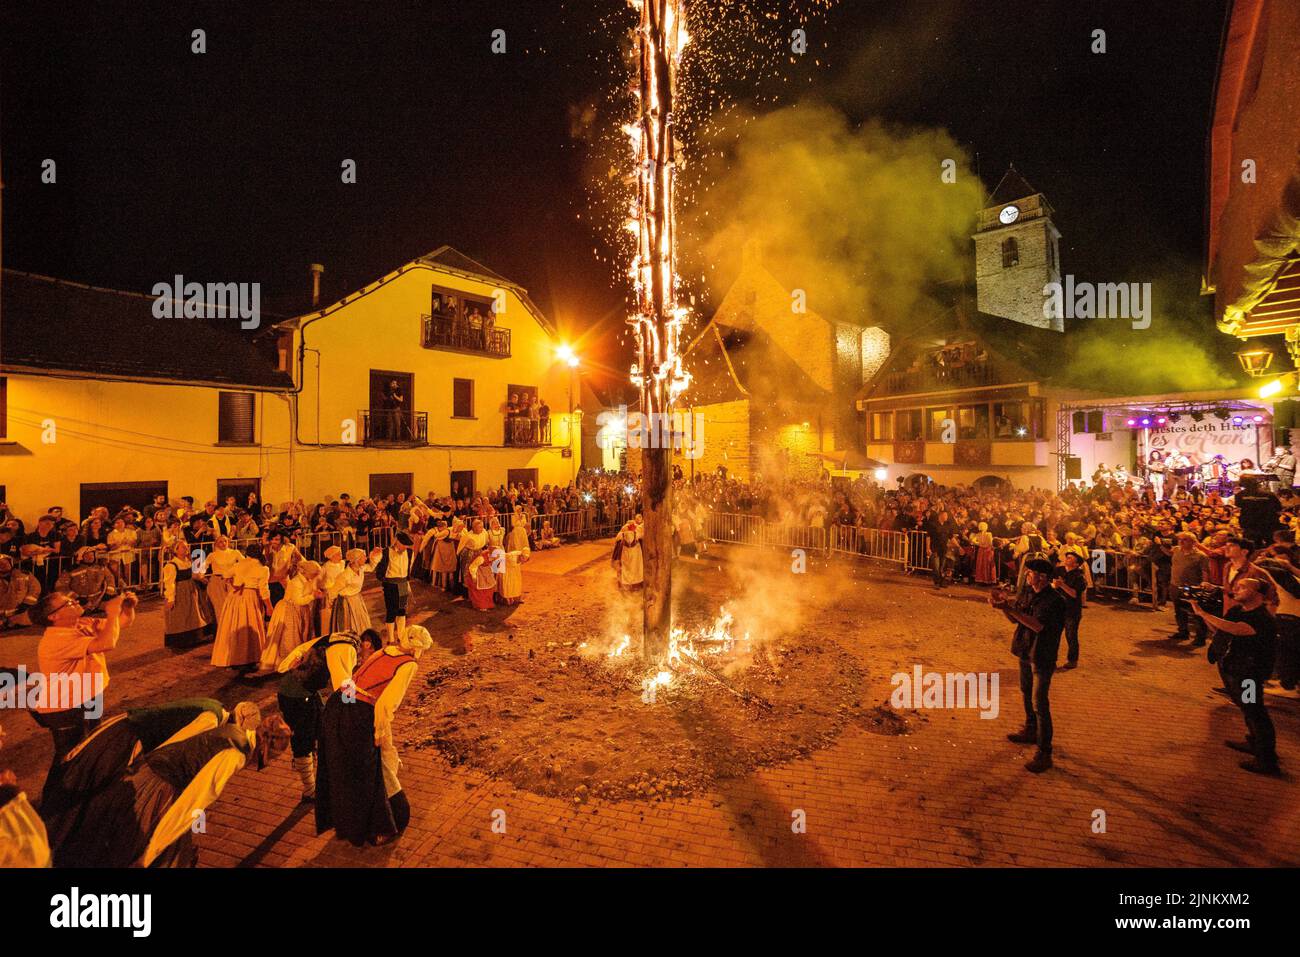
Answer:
[{"left": 1237, "top": 345, "right": 1275, "bottom": 378}]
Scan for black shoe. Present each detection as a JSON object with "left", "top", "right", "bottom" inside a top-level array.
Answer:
[
  {"left": 1239, "top": 758, "right": 1282, "bottom": 777},
  {"left": 1212, "top": 686, "right": 1231, "bottom": 697},
  {"left": 1189, "top": 639, "right": 1207, "bottom": 648},
  {"left": 1059, "top": 661, "right": 1077, "bottom": 671},
  {"left": 1170, "top": 632, "right": 1188, "bottom": 640},
  {"left": 1007, "top": 728, "right": 1037, "bottom": 745},
  {"left": 1224, "top": 739, "right": 1254, "bottom": 755},
  {"left": 1024, "top": 751, "right": 1053, "bottom": 773}
]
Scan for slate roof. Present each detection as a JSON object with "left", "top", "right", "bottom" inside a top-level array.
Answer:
[
  {"left": 988, "top": 166, "right": 1040, "bottom": 206},
  {"left": 1, "top": 270, "right": 293, "bottom": 390}
]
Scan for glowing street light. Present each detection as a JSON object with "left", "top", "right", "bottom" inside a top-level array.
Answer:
[{"left": 557, "top": 344, "right": 580, "bottom": 368}]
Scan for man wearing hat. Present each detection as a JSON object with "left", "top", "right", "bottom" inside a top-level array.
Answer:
[
  {"left": 375, "top": 531, "right": 415, "bottom": 646},
  {"left": 991, "top": 557, "right": 1067, "bottom": 773}
]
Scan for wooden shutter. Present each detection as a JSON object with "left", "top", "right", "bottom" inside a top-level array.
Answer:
[
  {"left": 453, "top": 379, "right": 474, "bottom": 418},
  {"left": 218, "top": 392, "right": 256, "bottom": 443}
]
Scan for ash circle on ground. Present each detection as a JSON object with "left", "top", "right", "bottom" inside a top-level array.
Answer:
[{"left": 397, "top": 632, "right": 904, "bottom": 803}]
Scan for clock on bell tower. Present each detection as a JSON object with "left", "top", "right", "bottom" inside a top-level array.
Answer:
[{"left": 973, "top": 166, "right": 1063, "bottom": 332}]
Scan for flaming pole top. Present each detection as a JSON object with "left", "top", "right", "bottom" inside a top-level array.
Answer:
[{"left": 626, "top": 0, "right": 691, "bottom": 415}]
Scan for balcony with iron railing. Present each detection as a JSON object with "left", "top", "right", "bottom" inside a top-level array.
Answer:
[
  {"left": 421, "top": 312, "right": 511, "bottom": 358},
  {"left": 883, "top": 359, "right": 996, "bottom": 395},
  {"left": 360, "top": 409, "right": 428, "bottom": 446},
  {"left": 504, "top": 416, "right": 552, "bottom": 447}
]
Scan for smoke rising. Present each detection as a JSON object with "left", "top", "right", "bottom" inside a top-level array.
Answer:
[{"left": 680, "top": 100, "right": 984, "bottom": 329}]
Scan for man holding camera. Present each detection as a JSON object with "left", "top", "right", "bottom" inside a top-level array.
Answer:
[
  {"left": 1191, "top": 577, "right": 1281, "bottom": 776},
  {"left": 992, "top": 558, "right": 1067, "bottom": 773}
]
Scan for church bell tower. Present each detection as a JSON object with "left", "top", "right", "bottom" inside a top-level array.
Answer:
[{"left": 973, "top": 166, "right": 1063, "bottom": 332}]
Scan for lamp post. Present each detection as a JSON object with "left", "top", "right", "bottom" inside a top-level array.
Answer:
[{"left": 557, "top": 344, "right": 580, "bottom": 479}]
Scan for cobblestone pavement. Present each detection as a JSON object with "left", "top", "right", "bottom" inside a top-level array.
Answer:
[{"left": 4, "top": 540, "right": 1298, "bottom": 867}]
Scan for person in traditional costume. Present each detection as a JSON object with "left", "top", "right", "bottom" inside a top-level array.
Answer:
[
  {"left": 428, "top": 520, "right": 459, "bottom": 590},
  {"left": 536, "top": 520, "right": 561, "bottom": 549},
  {"left": 327, "top": 547, "right": 379, "bottom": 633},
  {"left": 48, "top": 704, "right": 291, "bottom": 867},
  {"left": 456, "top": 519, "right": 489, "bottom": 599},
  {"left": 487, "top": 516, "right": 506, "bottom": 551},
  {"left": 257, "top": 560, "right": 323, "bottom": 672},
  {"left": 675, "top": 514, "right": 698, "bottom": 558},
  {"left": 375, "top": 532, "right": 415, "bottom": 646},
  {"left": 161, "top": 541, "right": 213, "bottom": 648},
  {"left": 203, "top": 534, "right": 243, "bottom": 620},
  {"left": 40, "top": 697, "right": 227, "bottom": 843},
  {"left": 30, "top": 591, "right": 138, "bottom": 801},
  {"left": 318, "top": 545, "right": 346, "bottom": 633},
  {"left": 506, "top": 511, "right": 531, "bottom": 554},
  {"left": 211, "top": 544, "right": 271, "bottom": 670},
  {"left": 466, "top": 547, "right": 500, "bottom": 611},
  {"left": 0, "top": 554, "right": 42, "bottom": 630},
  {"left": 973, "top": 522, "right": 997, "bottom": 585},
  {"left": 0, "top": 709, "right": 50, "bottom": 867},
  {"left": 266, "top": 532, "right": 303, "bottom": 607},
  {"left": 315, "top": 626, "right": 432, "bottom": 846},
  {"left": 498, "top": 549, "right": 529, "bottom": 605},
  {"left": 55, "top": 546, "right": 117, "bottom": 614},
  {"left": 275, "top": 628, "right": 382, "bottom": 801},
  {"left": 611, "top": 524, "right": 645, "bottom": 591}
]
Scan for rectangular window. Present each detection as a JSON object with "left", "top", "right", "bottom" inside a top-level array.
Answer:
[
  {"left": 368, "top": 472, "right": 413, "bottom": 501},
  {"left": 80, "top": 481, "right": 168, "bottom": 521},
  {"left": 895, "top": 409, "right": 923, "bottom": 441},
  {"left": 956, "top": 403, "right": 990, "bottom": 440},
  {"left": 453, "top": 378, "right": 475, "bottom": 418},
  {"left": 993, "top": 399, "right": 1044, "bottom": 440},
  {"left": 1001, "top": 237, "right": 1019, "bottom": 268},
  {"left": 218, "top": 392, "right": 256, "bottom": 444},
  {"left": 925, "top": 407, "right": 952, "bottom": 442},
  {"left": 507, "top": 468, "right": 539, "bottom": 490},
  {"left": 450, "top": 470, "right": 476, "bottom": 498},
  {"left": 870, "top": 411, "right": 894, "bottom": 442}
]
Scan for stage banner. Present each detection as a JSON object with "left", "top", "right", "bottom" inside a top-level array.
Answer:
[{"left": 1147, "top": 418, "right": 1266, "bottom": 465}]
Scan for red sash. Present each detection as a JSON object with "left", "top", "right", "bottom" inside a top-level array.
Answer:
[{"left": 351, "top": 650, "right": 414, "bottom": 704}]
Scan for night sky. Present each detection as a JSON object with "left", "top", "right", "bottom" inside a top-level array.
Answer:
[{"left": 1, "top": 0, "right": 1229, "bottom": 389}]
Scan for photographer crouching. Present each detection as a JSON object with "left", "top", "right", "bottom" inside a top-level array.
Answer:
[{"left": 1190, "top": 577, "right": 1282, "bottom": 776}]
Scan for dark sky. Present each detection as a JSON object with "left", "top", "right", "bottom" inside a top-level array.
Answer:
[{"left": 1, "top": 0, "right": 1229, "bottom": 389}]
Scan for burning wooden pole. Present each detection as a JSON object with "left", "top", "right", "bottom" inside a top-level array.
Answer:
[{"left": 626, "top": 0, "right": 690, "bottom": 665}]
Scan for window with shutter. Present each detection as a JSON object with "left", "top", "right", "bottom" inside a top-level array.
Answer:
[
  {"left": 453, "top": 378, "right": 474, "bottom": 418},
  {"left": 218, "top": 392, "right": 256, "bottom": 444}
]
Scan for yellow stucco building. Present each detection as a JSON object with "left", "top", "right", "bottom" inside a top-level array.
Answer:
[{"left": 0, "top": 248, "right": 582, "bottom": 520}]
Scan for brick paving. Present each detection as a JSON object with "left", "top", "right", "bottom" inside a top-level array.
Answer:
[{"left": 4, "top": 540, "right": 1298, "bottom": 867}]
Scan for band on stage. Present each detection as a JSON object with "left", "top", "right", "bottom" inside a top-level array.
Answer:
[{"left": 1091, "top": 446, "right": 1297, "bottom": 500}]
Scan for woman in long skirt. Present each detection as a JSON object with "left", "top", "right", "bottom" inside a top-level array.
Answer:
[
  {"left": 212, "top": 544, "right": 271, "bottom": 669},
  {"left": 258, "top": 561, "right": 322, "bottom": 672},
  {"left": 316, "top": 627, "right": 431, "bottom": 846},
  {"left": 203, "top": 535, "right": 243, "bottom": 621},
  {"left": 328, "top": 548, "right": 378, "bottom": 633},
  {"left": 428, "top": 521, "right": 458, "bottom": 590},
  {"left": 973, "top": 522, "right": 997, "bottom": 585},
  {"left": 455, "top": 519, "right": 489, "bottom": 599},
  {"left": 466, "top": 547, "right": 498, "bottom": 611},
  {"left": 162, "top": 542, "right": 213, "bottom": 648}
]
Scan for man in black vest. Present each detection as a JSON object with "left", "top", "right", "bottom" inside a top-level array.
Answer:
[
  {"left": 993, "top": 558, "right": 1067, "bottom": 773},
  {"left": 375, "top": 531, "right": 415, "bottom": 646}
]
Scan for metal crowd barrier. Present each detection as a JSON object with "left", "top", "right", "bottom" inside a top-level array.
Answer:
[{"left": 1090, "top": 548, "right": 1161, "bottom": 607}]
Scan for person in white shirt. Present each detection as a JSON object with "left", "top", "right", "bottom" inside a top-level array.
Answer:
[
  {"left": 375, "top": 532, "right": 415, "bottom": 646},
  {"left": 327, "top": 547, "right": 380, "bottom": 634},
  {"left": 202, "top": 535, "right": 243, "bottom": 620},
  {"left": 212, "top": 545, "right": 271, "bottom": 669},
  {"left": 318, "top": 545, "right": 346, "bottom": 633},
  {"left": 258, "top": 560, "right": 323, "bottom": 672}
]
